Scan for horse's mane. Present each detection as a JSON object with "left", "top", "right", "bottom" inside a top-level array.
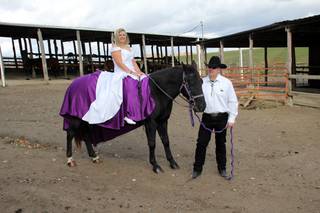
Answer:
[{"left": 148, "top": 66, "right": 183, "bottom": 78}]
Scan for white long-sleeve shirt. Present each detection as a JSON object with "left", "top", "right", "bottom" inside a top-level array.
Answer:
[{"left": 202, "top": 74, "right": 238, "bottom": 123}]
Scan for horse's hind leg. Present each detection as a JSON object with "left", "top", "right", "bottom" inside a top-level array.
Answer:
[
  {"left": 84, "top": 140, "right": 101, "bottom": 164},
  {"left": 66, "top": 129, "right": 76, "bottom": 167},
  {"left": 157, "top": 121, "right": 180, "bottom": 169}
]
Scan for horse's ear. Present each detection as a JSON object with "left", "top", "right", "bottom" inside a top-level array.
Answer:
[{"left": 191, "top": 60, "right": 197, "bottom": 69}]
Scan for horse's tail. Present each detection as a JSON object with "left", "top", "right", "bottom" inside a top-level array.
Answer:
[{"left": 74, "top": 135, "right": 82, "bottom": 150}]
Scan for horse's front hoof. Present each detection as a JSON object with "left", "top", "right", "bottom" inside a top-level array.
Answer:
[
  {"left": 170, "top": 161, "right": 180, "bottom": 169},
  {"left": 67, "top": 160, "right": 77, "bottom": 167},
  {"left": 153, "top": 165, "right": 164, "bottom": 173},
  {"left": 92, "top": 156, "right": 101, "bottom": 164}
]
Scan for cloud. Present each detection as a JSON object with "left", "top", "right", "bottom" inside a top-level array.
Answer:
[{"left": 0, "top": 0, "right": 320, "bottom": 51}]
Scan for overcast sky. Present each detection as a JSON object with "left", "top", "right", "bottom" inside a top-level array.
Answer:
[{"left": 1, "top": 0, "right": 320, "bottom": 55}]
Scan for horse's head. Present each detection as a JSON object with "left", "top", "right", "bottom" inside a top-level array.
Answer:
[{"left": 180, "top": 61, "right": 206, "bottom": 112}]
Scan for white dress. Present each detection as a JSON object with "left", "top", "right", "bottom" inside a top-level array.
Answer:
[{"left": 82, "top": 46, "right": 141, "bottom": 124}]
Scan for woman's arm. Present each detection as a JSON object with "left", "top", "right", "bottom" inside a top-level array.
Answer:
[
  {"left": 112, "top": 50, "right": 135, "bottom": 75},
  {"left": 132, "top": 59, "right": 145, "bottom": 76}
]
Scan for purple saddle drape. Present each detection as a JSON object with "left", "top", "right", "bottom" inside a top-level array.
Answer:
[{"left": 59, "top": 70, "right": 155, "bottom": 145}]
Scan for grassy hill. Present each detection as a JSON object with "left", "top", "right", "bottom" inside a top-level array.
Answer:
[{"left": 179, "top": 47, "right": 308, "bottom": 67}]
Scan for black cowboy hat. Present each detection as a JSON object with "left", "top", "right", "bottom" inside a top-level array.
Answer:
[{"left": 205, "top": 56, "right": 227, "bottom": 69}]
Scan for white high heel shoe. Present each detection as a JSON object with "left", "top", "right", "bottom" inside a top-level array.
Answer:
[{"left": 124, "top": 117, "right": 136, "bottom": 125}]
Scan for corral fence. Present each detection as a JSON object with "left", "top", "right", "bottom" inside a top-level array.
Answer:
[{"left": 222, "top": 66, "right": 288, "bottom": 102}]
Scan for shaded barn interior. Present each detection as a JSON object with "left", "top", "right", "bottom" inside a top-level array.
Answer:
[{"left": 0, "top": 22, "right": 199, "bottom": 81}]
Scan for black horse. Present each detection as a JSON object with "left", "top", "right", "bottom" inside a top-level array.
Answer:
[{"left": 65, "top": 62, "right": 206, "bottom": 173}]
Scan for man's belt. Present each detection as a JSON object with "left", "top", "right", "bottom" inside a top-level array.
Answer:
[{"left": 204, "top": 112, "right": 228, "bottom": 117}]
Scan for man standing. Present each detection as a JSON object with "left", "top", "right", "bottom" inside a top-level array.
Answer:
[{"left": 192, "top": 56, "right": 238, "bottom": 179}]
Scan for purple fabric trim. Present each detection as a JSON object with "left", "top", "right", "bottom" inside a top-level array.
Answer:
[{"left": 59, "top": 71, "right": 155, "bottom": 144}]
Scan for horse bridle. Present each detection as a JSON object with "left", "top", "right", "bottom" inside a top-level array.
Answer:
[
  {"left": 148, "top": 71, "right": 204, "bottom": 108},
  {"left": 178, "top": 71, "right": 204, "bottom": 107}
]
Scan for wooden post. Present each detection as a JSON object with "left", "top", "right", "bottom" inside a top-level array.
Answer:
[
  {"left": 18, "top": 38, "right": 23, "bottom": 59},
  {"left": 76, "top": 30, "right": 84, "bottom": 76},
  {"left": 97, "top": 41, "right": 101, "bottom": 65},
  {"left": 190, "top": 45, "right": 193, "bottom": 62},
  {"left": 89, "top": 42, "right": 93, "bottom": 71},
  {"left": 11, "top": 38, "right": 18, "bottom": 71},
  {"left": 81, "top": 42, "right": 86, "bottom": 56},
  {"left": 23, "top": 38, "right": 28, "bottom": 53},
  {"left": 48, "top": 39, "right": 52, "bottom": 58},
  {"left": 0, "top": 45, "right": 6, "bottom": 87},
  {"left": 249, "top": 34, "right": 253, "bottom": 67},
  {"left": 165, "top": 46, "right": 168, "bottom": 64},
  {"left": 54, "top": 39, "right": 58, "bottom": 58},
  {"left": 286, "top": 27, "right": 293, "bottom": 105},
  {"left": 264, "top": 47, "right": 268, "bottom": 86},
  {"left": 106, "top": 43, "right": 109, "bottom": 59},
  {"left": 37, "top": 28, "right": 49, "bottom": 82},
  {"left": 177, "top": 46, "right": 180, "bottom": 62},
  {"left": 219, "top": 40, "right": 224, "bottom": 63},
  {"left": 73, "top": 40, "right": 77, "bottom": 59},
  {"left": 142, "top": 34, "right": 148, "bottom": 74},
  {"left": 156, "top": 46, "right": 160, "bottom": 63},
  {"left": 185, "top": 46, "right": 189, "bottom": 64},
  {"left": 249, "top": 34, "right": 254, "bottom": 83},
  {"left": 151, "top": 45, "right": 154, "bottom": 64},
  {"left": 239, "top": 48, "right": 244, "bottom": 80},
  {"left": 204, "top": 47, "right": 207, "bottom": 64},
  {"left": 171, "top": 37, "right": 174, "bottom": 67},
  {"left": 28, "top": 38, "right": 36, "bottom": 78},
  {"left": 160, "top": 46, "right": 163, "bottom": 59},
  {"left": 36, "top": 38, "right": 40, "bottom": 58},
  {"left": 61, "top": 40, "right": 68, "bottom": 78},
  {"left": 103, "top": 43, "right": 106, "bottom": 61}
]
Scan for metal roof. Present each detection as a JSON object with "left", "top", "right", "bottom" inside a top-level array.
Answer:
[
  {"left": 0, "top": 22, "right": 198, "bottom": 46},
  {"left": 199, "top": 14, "right": 320, "bottom": 48}
]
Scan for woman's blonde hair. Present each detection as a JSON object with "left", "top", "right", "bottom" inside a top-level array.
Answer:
[{"left": 112, "top": 28, "right": 130, "bottom": 46}]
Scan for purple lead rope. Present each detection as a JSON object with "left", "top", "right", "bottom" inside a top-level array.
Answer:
[{"left": 192, "top": 112, "right": 235, "bottom": 180}]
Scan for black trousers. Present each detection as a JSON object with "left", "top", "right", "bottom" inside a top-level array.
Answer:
[{"left": 193, "top": 113, "right": 228, "bottom": 172}]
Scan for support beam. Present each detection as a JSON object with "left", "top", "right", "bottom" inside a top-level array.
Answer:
[
  {"left": 76, "top": 30, "right": 84, "bottom": 76},
  {"left": 160, "top": 46, "right": 163, "bottom": 59},
  {"left": 61, "top": 40, "right": 68, "bottom": 78},
  {"left": 219, "top": 40, "right": 224, "bottom": 63},
  {"left": 239, "top": 48, "right": 244, "bottom": 80},
  {"left": 165, "top": 46, "right": 168, "bottom": 64},
  {"left": 286, "top": 27, "right": 293, "bottom": 103},
  {"left": 48, "top": 39, "right": 52, "bottom": 58},
  {"left": 249, "top": 34, "right": 254, "bottom": 83},
  {"left": 177, "top": 46, "right": 180, "bottom": 62},
  {"left": 151, "top": 45, "right": 154, "bottom": 64},
  {"left": 0, "top": 45, "right": 6, "bottom": 87},
  {"left": 249, "top": 34, "right": 253, "bottom": 68},
  {"left": 53, "top": 39, "right": 58, "bottom": 58},
  {"left": 103, "top": 43, "right": 106, "bottom": 61},
  {"left": 204, "top": 47, "right": 207, "bottom": 64},
  {"left": 156, "top": 46, "right": 160, "bottom": 63},
  {"left": 142, "top": 34, "right": 148, "bottom": 74},
  {"left": 264, "top": 47, "right": 268, "bottom": 86},
  {"left": 97, "top": 41, "right": 101, "bottom": 65},
  {"left": 190, "top": 45, "right": 193, "bottom": 62},
  {"left": 185, "top": 46, "right": 189, "bottom": 64},
  {"left": 171, "top": 37, "right": 174, "bottom": 67},
  {"left": 37, "top": 28, "right": 49, "bottom": 82},
  {"left": 28, "top": 38, "right": 36, "bottom": 78},
  {"left": 11, "top": 38, "right": 18, "bottom": 71}
]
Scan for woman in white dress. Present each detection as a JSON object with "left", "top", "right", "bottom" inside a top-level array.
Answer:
[
  {"left": 82, "top": 28, "right": 146, "bottom": 125},
  {"left": 111, "top": 28, "right": 145, "bottom": 124}
]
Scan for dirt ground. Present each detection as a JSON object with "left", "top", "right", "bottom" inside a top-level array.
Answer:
[{"left": 0, "top": 80, "right": 320, "bottom": 213}]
